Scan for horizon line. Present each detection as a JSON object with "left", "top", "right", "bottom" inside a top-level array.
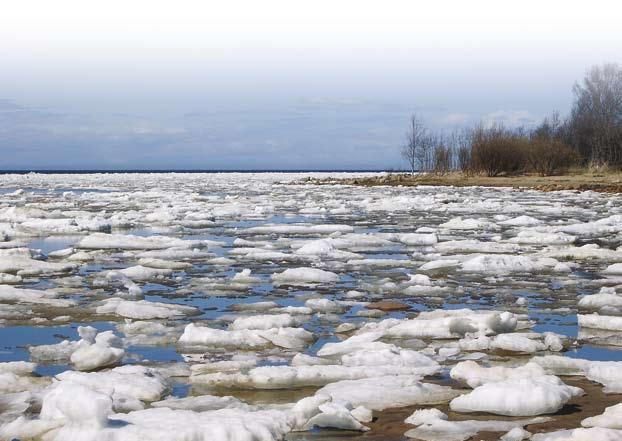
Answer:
[{"left": 0, "top": 168, "right": 396, "bottom": 175}]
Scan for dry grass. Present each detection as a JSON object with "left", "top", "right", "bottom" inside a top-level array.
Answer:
[{"left": 306, "top": 169, "right": 622, "bottom": 193}]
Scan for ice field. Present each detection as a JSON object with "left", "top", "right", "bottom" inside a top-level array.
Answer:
[{"left": 1, "top": 172, "right": 622, "bottom": 440}]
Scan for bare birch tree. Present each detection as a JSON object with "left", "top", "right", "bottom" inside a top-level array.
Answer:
[
  {"left": 570, "top": 63, "right": 622, "bottom": 166},
  {"left": 401, "top": 114, "right": 428, "bottom": 174}
]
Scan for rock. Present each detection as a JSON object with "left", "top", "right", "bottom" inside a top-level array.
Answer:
[{"left": 365, "top": 300, "right": 410, "bottom": 312}]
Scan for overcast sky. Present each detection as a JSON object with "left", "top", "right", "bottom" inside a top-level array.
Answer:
[{"left": 1, "top": 0, "right": 621, "bottom": 170}]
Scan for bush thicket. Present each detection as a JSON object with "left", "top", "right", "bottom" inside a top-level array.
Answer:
[
  {"left": 526, "top": 139, "right": 580, "bottom": 176},
  {"left": 469, "top": 125, "right": 528, "bottom": 177},
  {"left": 400, "top": 63, "right": 622, "bottom": 174}
]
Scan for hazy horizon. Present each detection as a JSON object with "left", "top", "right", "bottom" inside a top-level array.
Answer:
[{"left": 2, "top": 0, "right": 621, "bottom": 170}]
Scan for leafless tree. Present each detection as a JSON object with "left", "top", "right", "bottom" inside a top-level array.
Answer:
[
  {"left": 455, "top": 128, "right": 473, "bottom": 173},
  {"left": 532, "top": 111, "right": 566, "bottom": 141},
  {"left": 569, "top": 63, "right": 622, "bottom": 166},
  {"left": 432, "top": 138, "right": 453, "bottom": 175},
  {"left": 401, "top": 114, "right": 428, "bottom": 174}
]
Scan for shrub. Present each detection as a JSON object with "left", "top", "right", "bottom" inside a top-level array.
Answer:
[
  {"left": 433, "top": 144, "right": 454, "bottom": 175},
  {"left": 457, "top": 145, "right": 472, "bottom": 173},
  {"left": 526, "top": 139, "right": 580, "bottom": 176},
  {"left": 470, "top": 125, "right": 529, "bottom": 177}
]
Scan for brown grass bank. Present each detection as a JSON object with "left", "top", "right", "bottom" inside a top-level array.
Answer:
[{"left": 303, "top": 171, "right": 622, "bottom": 194}]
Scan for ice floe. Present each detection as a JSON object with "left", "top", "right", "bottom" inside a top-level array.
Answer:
[
  {"left": 404, "top": 408, "right": 550, "bottom": 441},
  {"left": 271, "top": 267, "right": 340, "bottom": 285},
  {"left": 449, "top": 375, "right": 583, "bottom": 416}
]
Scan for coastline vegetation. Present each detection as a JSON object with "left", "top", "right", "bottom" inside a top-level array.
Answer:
[
  {"left": 401, "top": 63, "right": 622, "bottom": 178},
  {"left": 307, "top": 63, "right": 622, "bottom": 193}
]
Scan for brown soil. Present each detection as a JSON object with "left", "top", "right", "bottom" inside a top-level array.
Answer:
[{"left": 302, "top": 171, "right": 622, "bottom": 194}]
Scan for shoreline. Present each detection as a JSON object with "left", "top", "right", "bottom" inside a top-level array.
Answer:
[
  {"left": 289, "top": 377, "right": 621, "bottom": 440},
  {"left": 303, "top": 171, "right": 622, "bottom": 193}
]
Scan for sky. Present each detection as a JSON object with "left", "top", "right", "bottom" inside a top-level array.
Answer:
[{"left": 1, "top": 0, "right": 621, "bottom": 170}]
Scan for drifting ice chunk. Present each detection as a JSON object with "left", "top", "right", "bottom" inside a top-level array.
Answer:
[
  {"left": 272, "top": 267, "right": 340, "bottom": 284},
  {"left": 230, "top": 301, "right": 278, "bottom": 312},
  {"left": 228, "top": 313, "right": 302, "bottom": 331},
  {"left": 501, "top": 427, "right": 532, "bottom": 441},
  {"left": 70, "top": 328, "right": 125, "bottom": 371},
  {"left": 293, "top": 239, "right": 361, "bottom": 260},
  {"left": 585, "top": 362, "right": 622, "bottom": 393},
  {"left": 450, "top": 361, "right": 547, "bottom": 388},
  {"left": 109, "top": 265, "right": 173, "bottom": 281},
  {"left": 509, "top": 230, "right": 576, "bottom": 245},
  {"left": 151, "top": 395, "right": 251, "bottom": 412},
  {"left": 531, "top": 355, "right": 591, "bottom": 376},
  {"left": 77, "top": 232, "right": 211, "bottom": 250},
  {"left": 398, "top": 233, "right": 438, "bottom": 246},
  {"left": 0, "top": 391, "right": 31, "bottom": 424},
  {"left": 405, "top": 407, "right": 447, "bottom": 425},
  {"left": 419, "top": 259, "right": 460, "bottom": 272},
  {"left": 0, "top": 362, "right": 49, "bottom": 394},
  {"left": 440, "top": 217, "right": 499, "bottom": 230},
  {"left": 350, "top": 406, "right": 373, "bottom": 423},
  {"left": 0, "top": 361, "right": 36, "bottom": 376},
  {"left": 56, "top": 365, "right": 168, "bottom": 405},
  {"left": 97, "top": 298, "right": 198, "bottom": 319},
  {"left": 0, "top": 273, "right": 22, "bottom": 284},
  {"left": 291, "top": 353, "right": 334, "bottom": 366},
  {"left": 404, "top": 408, "right": 549, "bottom": 441},
  {"left": 40, "top": 381, "right": 112, "bottom": 428},
  {"left": 461, "top": 254, "right": 560, "bottom": 274},
  {"left": 137, "top": 258, "right": 191, "bottom": 270},
  {"left": 435, "top": 240, "right": 520, "bottom": 254},
  {"left": 179, "top": 323, "right": 313, "bottom": 350},
  {"left": 1, "top": 396, "right": 300, "bottom": 441},
  {"left": 137, "top": 247, "right": 213, "bottom": 260},
  {"left": 231, "top": 269, "right": 261, "bottom": 284},
  {"left": 543, "top": 243, "right": 622, "bottom": 261},
  {"left": 244, "top": 224, "right": 354, "bottom": 235},
  {"left": 579, "top": 314, "right": 622, "bottom": 331},
  {"left": 490, "top": 333, "right": 544, "bottom": 353},
  {"left": 304, "top": 401, "right": 370, "bottom": 431},
  {"left": 305, "top": 298, "right": 347, "bottom": 313},
  {"left": 603, "top": 263, "right": 622, "bottom": 275},
  {"left": 0, "top": 248, "right": 77, "bottom": 276},
  {"left": 499, "top": 215, "right": 541, "bottom": 226},
  {"left": 316, "top": 332, "right": 385, "bottom": 357},
  {"left": 531, "top": 427, "right": 622, "bottom": 441},
  {"left": 582, "top": 403, "right": 622, "bottom": 429},
  {"left": 341, "top": 347, "right": 439, "bottom": 370},
  {"left": 408, "top": 274, "right": 432, "bottom": 285},
  {"left": 191, "top": 362, "right": 439, "bottom": 390},
  {"left": 578, "top": 288, "right": 622, "bottom": 314},
  {"left": 316, "top": 376, "right": 459, "bottom": 411},
  {"left": 348, "top": 258, "right": 418, "bottom": 268},
  {"left": 449, "top": 375, "right": 583, "bottom": 416},
  {"left": 0, "top": 285, "right": 75, "bottom": 307},
  {"left": 29, "top": 340, "right": 80, "bottom": 363},
  {"left": 361, "top": 309, "right": 518, "bottom": 340}
]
